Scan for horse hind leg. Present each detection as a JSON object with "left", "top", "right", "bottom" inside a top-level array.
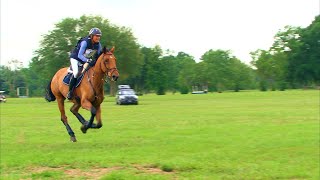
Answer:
[{"left": 57, "top": 97, "right": 77, "bottom": 142}]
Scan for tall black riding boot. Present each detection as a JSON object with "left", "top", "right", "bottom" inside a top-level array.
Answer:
[{"left": 67, "top": 77, "right": 77, "bottom": 100}]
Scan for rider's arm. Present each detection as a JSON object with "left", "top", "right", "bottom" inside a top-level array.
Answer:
[{"left": 78, "top": 41, "right": 90, "bottom": 62}]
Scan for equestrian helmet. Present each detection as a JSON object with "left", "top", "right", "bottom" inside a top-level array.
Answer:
[{"left": 89, "top": 28, "right": 102, "bottom": 36}]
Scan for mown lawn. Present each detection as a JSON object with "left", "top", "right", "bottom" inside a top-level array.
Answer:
[{"left": 0, "top": 90, "right": 319, "bottom": 179}]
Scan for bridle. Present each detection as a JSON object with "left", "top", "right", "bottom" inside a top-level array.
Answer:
[
  {"left": 104, "top": 67, "right": 118, "bottom": 82},
  {"left": 103, "top": 53, "right": 119, "bottom": 82}
]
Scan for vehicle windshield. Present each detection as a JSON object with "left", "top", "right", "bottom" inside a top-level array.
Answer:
[{"left": 120, "top": 90, "right": 135, "bottom": 95}]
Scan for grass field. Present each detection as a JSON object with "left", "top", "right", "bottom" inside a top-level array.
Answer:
[{"left": 0, "top": 90, "right": 319, "bottom": 179}]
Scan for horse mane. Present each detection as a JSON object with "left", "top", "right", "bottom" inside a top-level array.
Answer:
[{"left": 92, "top": 46, "right": 108, "bottom": 66}]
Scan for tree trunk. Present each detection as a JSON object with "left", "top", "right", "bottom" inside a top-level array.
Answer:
[{"left": 109, "top": 81, "right": 116, "bottom": 96}]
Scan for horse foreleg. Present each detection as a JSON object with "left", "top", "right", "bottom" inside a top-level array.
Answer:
[
  {"left": 57, "top": 97, "right": 77, "bottom": 142},
  {"left": 80, "top": 99, "right": 96, "bottom": 133},
  {"left": 70, "top": 103, "right": 88, "bottom": 125},
  {"left": 90, "top": 105, "right": 102, "bottom": 129}
]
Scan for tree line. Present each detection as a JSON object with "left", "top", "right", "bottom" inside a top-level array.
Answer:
[{"left": 0, "top": 15, "right": 319, "bottom": 97}]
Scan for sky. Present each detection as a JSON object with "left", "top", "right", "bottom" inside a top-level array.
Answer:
[{"left": 1, "top": 0, "right": 319, "bottom": 68}]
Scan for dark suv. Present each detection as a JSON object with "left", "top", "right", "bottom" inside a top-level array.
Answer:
[{"left": 116, "top": 85, "right": 138, "bottom": 105}]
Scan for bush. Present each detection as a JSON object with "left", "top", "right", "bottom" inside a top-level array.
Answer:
[
  {"left": 156, "top": 86, "right": 166, "bottom": 95},
  {"left": 259, "top": 81, "right": 267, "bottom": 91},
  {"left": 179, "top": 86, "right": 189, "bottom": 94},
  {"left": 161, "top": 164, "right": 174, "bottom": 172}
]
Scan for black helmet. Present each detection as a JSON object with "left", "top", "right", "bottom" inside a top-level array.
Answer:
[{"left": 89, "top": 28, "right": 102, "bottom": 36}]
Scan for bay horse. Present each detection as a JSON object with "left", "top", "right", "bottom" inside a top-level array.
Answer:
[{"left": 45, "top": 47, "right": 119, "bottom": 142}]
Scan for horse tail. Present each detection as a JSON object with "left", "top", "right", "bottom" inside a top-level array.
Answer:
[{"left": 45, "top": 79, "right": 56, "bottom": 102}]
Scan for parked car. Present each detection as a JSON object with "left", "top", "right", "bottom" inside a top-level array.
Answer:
[
  {"left": 116, "top": 85, "right": 138, "bottom": 105},
  {"left": 0, "top": 91, "right": 6, "bottom": 103}
]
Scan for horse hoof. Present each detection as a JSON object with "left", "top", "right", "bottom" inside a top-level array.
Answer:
[
  {"left": 81, "top": 125, "right": 87, "bottom": 134},
  {"left": 70, "top": 136, "right": 77, "bottom": 142}
]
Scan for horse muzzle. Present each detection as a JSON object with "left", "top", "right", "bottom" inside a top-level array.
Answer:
[
  {"left": 107, "top": 68, "right": 119, "bottom": 82},
  {"left": 112, "top": 75, "right": 118, "bottom": 81}
]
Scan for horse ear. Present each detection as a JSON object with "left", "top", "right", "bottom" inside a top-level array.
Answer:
[
  {"left": 110, "top": 46, "right": 115, "bottom": 53},
  {"left": 103, "top": 46, "right": 107, "bottom": 53}
]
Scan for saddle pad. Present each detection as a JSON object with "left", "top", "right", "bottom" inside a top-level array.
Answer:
[{"left": 63, "top": 73, "right": 84, "bottom": 88}]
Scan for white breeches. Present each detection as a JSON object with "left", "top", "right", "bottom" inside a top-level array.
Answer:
[{"left": 70, "top": 58, "right": 81, "bottom": 78}]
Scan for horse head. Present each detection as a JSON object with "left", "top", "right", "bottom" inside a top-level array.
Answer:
[{"left": 98, "top": 46, "right": 119, "bottom": 81}]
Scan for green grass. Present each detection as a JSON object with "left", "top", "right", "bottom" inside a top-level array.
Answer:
[{"left": 0, "top": 90, "right": 319, "bottom": 179}]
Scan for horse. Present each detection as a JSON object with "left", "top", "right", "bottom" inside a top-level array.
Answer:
[{"left": 45, "top": 46, "right": 119, "bottom": 142}]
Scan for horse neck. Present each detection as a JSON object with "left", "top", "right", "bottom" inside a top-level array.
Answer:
[{"left": 90, "top": 59, "right": 105, "bottom": 92}]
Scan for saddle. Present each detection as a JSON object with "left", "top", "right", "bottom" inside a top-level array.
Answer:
[{"left": 63, "top": 66, "right": 85, "bottom": 87}]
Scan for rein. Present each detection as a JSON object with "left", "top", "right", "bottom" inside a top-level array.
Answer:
[{"left": 86, "top": 68, "right": 97, "bottom": 99}]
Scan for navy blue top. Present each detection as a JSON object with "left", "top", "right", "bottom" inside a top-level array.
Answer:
[{"left": 70, "top": 36, "right": 102, "bottom": 63}]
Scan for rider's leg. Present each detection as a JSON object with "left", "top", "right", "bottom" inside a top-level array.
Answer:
[{"left": 67, "top": 58, "right": 79, "bottom": 100}]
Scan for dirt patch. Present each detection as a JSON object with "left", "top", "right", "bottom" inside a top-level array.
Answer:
[
  {"left": 133, "top": 164, "right": 175, "bottom": 174},
  {"left": 26, "top": 166, "right": 65, "bottom": 173},
  {"left": 23, "top": 164, "right": 174, "bottom": 179},
  {"left": 25, "top": 166, "right": 121, "bottom": 180},
  {"left": 64, "top": 167, "right": 121, "bottom": 179}
]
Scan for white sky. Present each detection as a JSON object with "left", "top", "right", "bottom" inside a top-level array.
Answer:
[{"left": 1, "top": 0, "right": 319, "bottom": 68}]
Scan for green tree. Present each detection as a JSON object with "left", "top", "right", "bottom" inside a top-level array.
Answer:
[
  {"left": 137, "top": 46, "right": 163, "bottom": 93},
  {"left": 192, "top": 62, "right": 210, "bottom": 92},
  {"left": 271, "top": 25, "right": 302, "bottom": 89},
  {"left": 0, "top": 66, "right": 12, "bottom": 93},
  {"left": 287, "top": 16, "right": 320, "bottom": 86},
  {"left": 0, "top": 65, "right": 27, "bottom": 97},
  {"left": 251, "top": 48, "right": 290, "bottom": 91},
  {"left": 200, "top": 49, "right": 252, "bottom": 92},
  {"left": 175, "top": 52, "right": 196, "bottom": 94},
  {"left": 230, "top": 59, "right": 255, "bottom": 91},
  {"left": 250, "top": 49, "right": 274, "bottom": 90},
  {"left": 252, "top": 18, "right": 320, "bottom": 90}
]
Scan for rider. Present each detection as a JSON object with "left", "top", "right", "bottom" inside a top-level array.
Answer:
[{"left": 67, "top": 27, "right": 102, "bottom": 100}]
